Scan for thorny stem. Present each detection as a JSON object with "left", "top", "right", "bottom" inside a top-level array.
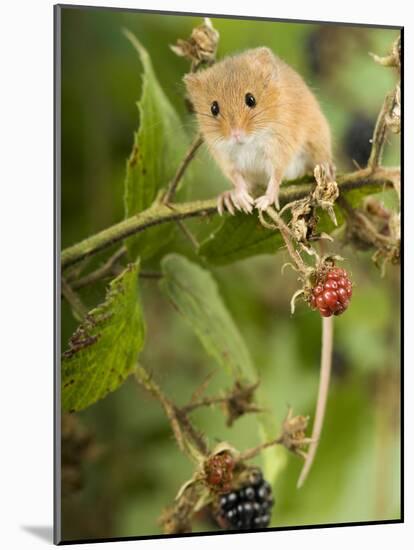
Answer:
[
  {"left": 368, "top": 36, "right": 400, "bottom": 170},
  {"left": 181, "top": 395, "right": 228, "bottom": 413},
  {"left": 183, "top": 395, "right": 262, "bottom": 416},
  {"left": 69, "top": 246, "right": 127, "bottom": 289},
  {"left": 176, "top": 219, "right": 200, "bottom": 250},
  {"left": 174, "top": 407, "right": 209, "bottom": 456},
  {"left": 61, "top": 168, "right": 398, "bottom": 270},
  {"left": 61, "top": 277, "right": 88, "bottom": 321},
  {"left": 338, "top": 195, "right": 396, "bottom": 247},
  {"left": 162, "top": 94, "right": 203, "bottom": 249},
  {"left": 134, "top": 367, "right": 185, "bottom": 452},
  {"left": 162, "top": 134, "right": 204, "bottom": 204},
  {"left": 61, "top": 198, "right": 216, "bottom": 269},
  {"left": 368, "top": 90, "right": 396, "bottom": 170},
  {"left": 63, "top": 248, "right": 161, "bottom": 304},
  {"left": 237, "top": 437, "right": 282, "bottom": 462},
  {"left": 236, "top": 408, "right": 312, "bottom": 462},
  {"left": 263, "top": 207, "right": 308, "bottom": 274},
  {"left": 297, "top": 316, "right": 334, "bottom": 488},
  {"left": 134, "top": 367, "right": 208, "bottom": 463},
  {"left": 182, "top": 380, "right": 261, "bottom": 415}
]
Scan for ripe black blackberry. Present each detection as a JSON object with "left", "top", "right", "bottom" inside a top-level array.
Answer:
[
  {"left": 305, "top": 30, "right": 323, "bottom": 77},
  {"left": 343, "top": 113, "right": 375, "bottom": 168},
  {"left": 218, "top": 471, "right": 274, "bottom": 530}
]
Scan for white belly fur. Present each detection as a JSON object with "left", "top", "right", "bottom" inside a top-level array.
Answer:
[
  {"left": 216, "top": 133, "right": 310, "bottom": 187},
  {"left": 220, "top": 137, "right": 272, "bottom": 186}
]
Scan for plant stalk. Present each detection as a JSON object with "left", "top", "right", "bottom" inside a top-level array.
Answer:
[{"left": 297, "top": 316, "right": 334, "bottom": 488}]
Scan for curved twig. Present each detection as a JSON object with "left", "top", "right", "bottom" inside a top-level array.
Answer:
[{"left": 297, "top": 316, "right": 334, "bottom": 488}]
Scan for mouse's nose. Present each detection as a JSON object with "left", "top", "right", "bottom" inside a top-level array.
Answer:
[{"left": 230, "top": 128, "right": 245, "bottom": 143}]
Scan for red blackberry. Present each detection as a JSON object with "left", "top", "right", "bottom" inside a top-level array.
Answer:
[
  {"left": 310, "top": 267, "right": 353, "bottom": 317},
  {"left": 218, "top": 470, "right": 274, "bottom": 530},
  {"left": 205, "top": 451, "right": 235, "bottom": 493}
]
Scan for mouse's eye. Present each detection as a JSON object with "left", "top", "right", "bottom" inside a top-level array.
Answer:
[
  {"left": 210, "top": 101, "right": 220, "bottom": 116},
  {"left": 245, "top": 93, "right": 256, "bottom": 108}
]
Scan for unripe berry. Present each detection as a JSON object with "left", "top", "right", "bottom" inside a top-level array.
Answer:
[
  {"left": 205, "top": 451, "right": 235, "bottom": 493},
  {"left": 310, "top": 266, "right": 353, "bottom": 317}
]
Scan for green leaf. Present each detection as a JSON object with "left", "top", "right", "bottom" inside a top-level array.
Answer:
[
  {"left": 199, "top": 213, "right": 284, "bottom": 266},
  {"left": 343, "top": 182, "right": 389, "bottom": 206},
  {"left": 61, "top": 263, "right": 145, "bottom": 412},
  {"left": 199, "top": 181, "right": 386, "bottom": 266},
  {"left": 160, "top": 254, "right": 255, "bottom": 381},
  {"left": 123, "top": 31, "right": 190, "bottom": 260}
]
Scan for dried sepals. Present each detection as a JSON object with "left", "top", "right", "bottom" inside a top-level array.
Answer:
[
  {"left": 312, "top": 163, "right": 339, "bottom": 226},
  {"left": 278, "top": 408, "right": 312, "bottom": 459},
  {"left": 279, "top": 162, "right": 339, "bottom": 249},
  {"left": 170, "top": 18, "right": 219, "bottom": 69},
  {"left": 222, "top": 380, "right": 262, "bottom": 426},
  {"left": 370, "top": 35, "right": 401, "bottom": 71},
  {"left": 385, "top": 84, "right": 401, "bottom": 134},
  {"left": 286, "top": 197, "right": 318, "bottom": 245}
]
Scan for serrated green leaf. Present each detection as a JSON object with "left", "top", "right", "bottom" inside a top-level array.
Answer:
[
  {"left": 199, "top": 213, "right": 284, "bottom": 266},
  {"left": 123, "top": 31, "right": 190, "bottom": 260},
  {"left": 61, "top": 263, "right": 145, "bottom": 412},
  {"left": 160, "top": 254, "right": 255, "bottom": 381},
  {"left": 198, "top": 182, "right": 385, "bottom": 266}
]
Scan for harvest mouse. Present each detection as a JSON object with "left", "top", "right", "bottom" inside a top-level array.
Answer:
[{"left": 184, "top": 47, "right": 334, "bottom": 214}]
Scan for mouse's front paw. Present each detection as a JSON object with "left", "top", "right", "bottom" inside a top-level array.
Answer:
[
  {"left": 255, "top": 180, "right": 281, "bottom": 211},
  {"left": 217, "top": 189, "right": 254, "bottom": 216},
  {"left": 255, "top": 192, "right": 280, "bottom": 212}
]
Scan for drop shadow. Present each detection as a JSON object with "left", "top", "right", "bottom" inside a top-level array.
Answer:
[{"left": 21, "top": 525, "right": 54, "bottom": 543}]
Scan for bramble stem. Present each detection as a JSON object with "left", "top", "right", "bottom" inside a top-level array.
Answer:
[
  {"left": 162, "top": 134, "right": 203, "bottom": 204},
  {"left": 182, "top": 395, "right": 227, "bottom": 413},
  {"left": 69, "top": 246, "right": 126, "bottom": 289},
  {"left": 61, "top": 167, "right": 397, "bottom": 270},
  {"left": 237, "top": 438, "right": 282, "bottom": 462},
  {"left": 264, "top": 207, "right": 308, "bottom": 274},
  {"left": 297, "top": 316, "right": 334, "bottom": 488},
  {"left": 368, "top": 91, "right": 396, "bottom": 170},
  {"left": 134, "top": 367, "right": 208, "bottom": 462},
  {"left": 61, "top": 278, "right": 88, "bottom": 321},
  {"left": 62, "top": 199, "right": 216, "bottom": 269}
]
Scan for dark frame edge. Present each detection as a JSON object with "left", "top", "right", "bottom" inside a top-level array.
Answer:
[
  {"left": 399, "top": 26, "right": 404, "bottom": 525},
  {"left": 55, "top": 3, "right": 403, "bottom": 30},
  {"left": 54, "top": 3, "right": 62, "bottom": 546}
]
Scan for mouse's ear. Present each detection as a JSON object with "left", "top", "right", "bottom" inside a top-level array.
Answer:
[
  {"left": 249, "top": 47, "right": 278, "bottom": 78},
  {"left": 183, "top": 73, "right": 202, "bottom": 95},
  {"left": 252, "top": 47, "right": 274, "bottom": 62}
]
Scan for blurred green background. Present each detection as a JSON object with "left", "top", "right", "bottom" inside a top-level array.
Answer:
[{"left": 60, "top": 6, "right": 401, "bottom": 541}]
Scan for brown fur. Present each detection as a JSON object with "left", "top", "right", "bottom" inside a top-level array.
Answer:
[{"left": 184, "top": 48, "right": 333, "bottom": 213}]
